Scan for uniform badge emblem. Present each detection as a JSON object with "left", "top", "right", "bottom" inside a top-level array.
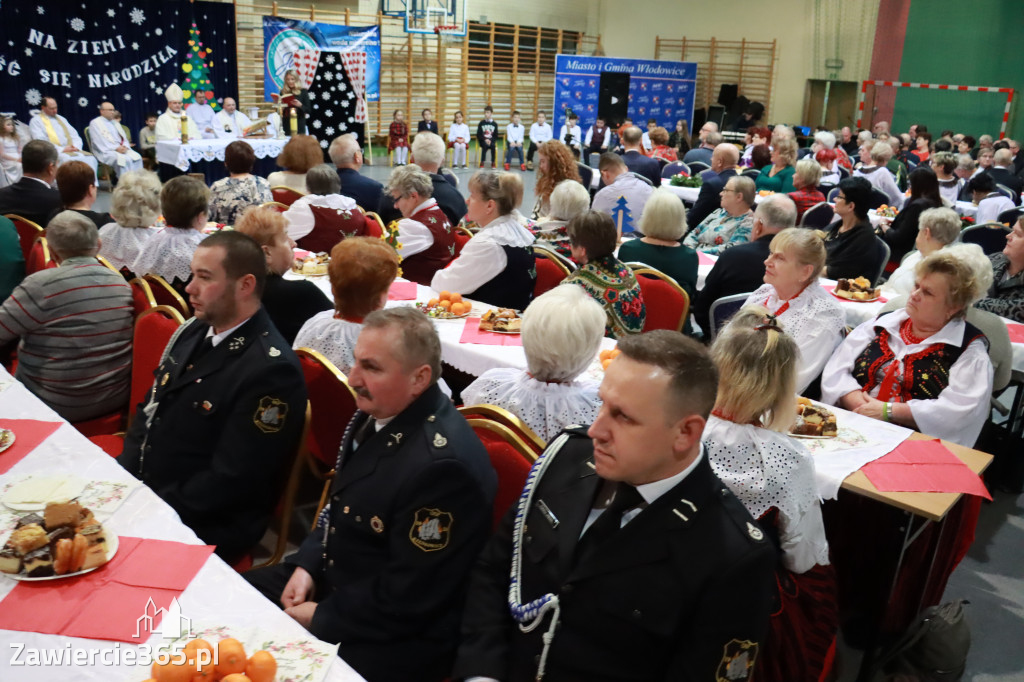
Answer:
[
  {"left": 268, "top": 347, "right": 281, "bottom": 357},
  {"left": 370, "top": 516, "right": 384, "bottom": 533},
  {"left": 746, "top": 522, "right": 764, "bottom": 541},
  {"left": 253, "top": 396, "right": 288, "bottom": 433},
  {"left": 717, "top": 639, "right": 758, "bottom": 681},
  {"left": 433, "top": 432, "right": 447, "bottom": 448},
  {"left": 201, "top": 400, "right": 213, "bottom": 412},
  {"left": 160, "top": 373, "right": 169, "bottom": 386},
  {"left": 228, "top": 336, "right": 245, "bottom": 351},
  {"left": 410, "top": 508, "right": 453, "bottom": 552}
]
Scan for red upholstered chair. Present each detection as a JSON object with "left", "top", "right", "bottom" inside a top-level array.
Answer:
[
  {"left": 88, "top": 305, "right": 185, "bottom": 455},
  {"left": 260, "top": 201, "right": 290, "bottom": 213},
  {"left": 533, "top": 248, "right": 573, "bottom": 297},
  {"left": 143, "top": 274, "right": 191, "bottom": 319},
  {"left": 363, "top": 211, "right": 386, "bottom": 238},
  {"left": 452, "top": 225, "right": 474, "bottom": 258},
  {"left": 626, "top": 264, "right": 690, "bottom": 333},
  {"left": 128, "top": 277, "right": 156, "bottom": 317},
  {"left": 25, "top": 236, "right": 56, "bottom": 275},
  {"left": 464, "top": 417, "right": 537, "bottom": 530},
  {"left": 294, "top": 347, "right": 359, "bottom": 478},
  {"left": 5, "top": 214, "right": 44, "bottom": 261},
  {"left": 458, "top": 403, "right": 546, "bottom": 455},
  {"left": 96, "top": 255, "right": 119, "bottom": 273},
  {"left": 271, "top": 186, "right": 306, "bottom": 206}
]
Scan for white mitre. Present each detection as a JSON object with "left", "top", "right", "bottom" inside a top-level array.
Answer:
[{"left": 165, "top": 83, "right": 184, "bottom": 102}]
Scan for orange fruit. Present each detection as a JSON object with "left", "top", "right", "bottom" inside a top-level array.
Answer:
[
  {"left": 220, "top": 675, "right": 252, "bottom": 682},
  {"left": 450, "top": 292, "right": 463, "bottom": 303},
  {"left": 439, "top": 290, "right": 452, "bottom": 301},
  {"left": 215, "top": 638, "right": 247, "bottom": 678},
  {"left": 610, "top": 348, "right": 621, "bottom": 358},
  {"left": 439, "top": 300, "right": 452, "bottom": 310},
  {"left": 184, "top": 639, "right": 216, "bottom": 679},
  {"left": 454, "top": 302, "right": 469, "bottom": 315},
  {"left": 601, "top": 358, "right": 613, "bottom": 370},
  {"left": 152, "top": 658, "right": 197, "bottom": 682},
  {"left": 245, "top": 650, "right": 278, "bottom": 682},
  {"left": 427, "top": 297, "right": 440, "bottom": 307},
  {"left": 599, "top": 349, "right": 612, "bottom": 361}
]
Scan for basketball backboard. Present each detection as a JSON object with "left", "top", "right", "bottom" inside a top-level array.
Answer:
[{"left": 380, "top": 0, "right": 467, "bottom": 36}]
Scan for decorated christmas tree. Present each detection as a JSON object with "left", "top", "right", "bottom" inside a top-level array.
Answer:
[{"left": 181, "top": 22, "right": 218, "bottom": 110}]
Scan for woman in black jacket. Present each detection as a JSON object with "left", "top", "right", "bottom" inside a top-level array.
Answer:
[{"left": 881, "top": 166, "right": 942, "bottom": 266}]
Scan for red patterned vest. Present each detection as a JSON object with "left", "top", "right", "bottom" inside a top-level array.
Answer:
[
  {"left": 296, "top": 204, "right": 371, "bottom": 253},
  {"left": 400, "top": 204, "right": 456, "bottom": 285},
  {"left": 851, "top": 314, "right": 988, "bottom": 402}
]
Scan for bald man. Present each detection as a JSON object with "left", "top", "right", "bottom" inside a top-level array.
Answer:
[
  {"left": 215, "top": 98, "right": 253, "bottom": 138},
  {"left": 686, "top": 143, "right": 740, "bottom": 230},
  {"left": 985, "top": 148, "right": 1022, "bottom": 203},
  {"left": 88, "top": 101, "right": 143, "bottom": 176}
]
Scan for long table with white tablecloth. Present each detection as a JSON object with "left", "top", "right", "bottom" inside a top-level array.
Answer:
[{"left": 156, "top": 137, "right": 288, "bottom": 172}]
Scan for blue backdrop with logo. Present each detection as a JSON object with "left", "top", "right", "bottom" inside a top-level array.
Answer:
[
  {"left": 553, "top": 55, "right": 697, "bottom": 135},
  {"left": 262, "top": 17, "right": 380, "bottom": 103},
  {"left": 0, "top": 0, "right": 236, "bottom": 135}
]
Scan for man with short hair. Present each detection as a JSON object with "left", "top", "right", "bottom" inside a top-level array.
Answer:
[
  {"left": 29, "top": 96, "right": 99, "bottom": 180},
  {"left": 839, "top": 126, "right": 858, "bottom": 156},
  {"left": 0, "top": 140, "right": 62, "bottom": 226},
  {"left": 984, "top": 148, "right": 1022, "bottom": 203},
  {"left": 88, "top": 101, "right": 144, "bottom": 178},
  {"left": 328, "top": 133, "right": 385, "bottom": 214},
  {"left": 682, "top": 128, "right": 719, "bottom": 166},
  {"left": 619, "top": 126, "right": 661, "bottom": 187},
  {"left": 410, "top": 131, "right": 467, "bottom": 225},
  {"left": 216, "top": 97, "right": 253, "bottom": 138},
  {"left": 591, "top": 152, "right": 653, "bottom": 235},
  {"left": 186, "top": 89, "right": 219, "bottom": 139},
  {"left": 686, "top": 142, "right": 739, "bottom": 230},
  {"left": 246, "top": 307, "right": 496, "bottom": 682},
  {"left": 641, "top": 117, "right": 658, "bottom": 152},
  {"left": 118, "top": 231, "right": 306, "bottom": 562},
  {"left": 455, "top": 330, "right": 775, "bottom": 682},
  {"left": 693, "top": 194, "right": 797, "bottom": 336},
  {"left": 0, "top": 211, "right": 132, "bottom": 420}
]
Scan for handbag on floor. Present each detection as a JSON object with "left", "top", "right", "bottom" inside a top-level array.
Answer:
[{"left": 870, "top": 599, "right": 971, "bottom": 682}]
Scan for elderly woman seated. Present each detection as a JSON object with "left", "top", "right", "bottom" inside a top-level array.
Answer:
[
  {"left": 533, "top": 179, "right": 590, "bottom": 258},
  {"left": 683, "top": 175, "right": 756, "bottom": 255},
  {"left": 619, "top": 187, "right": 698, "bottom": 301},
  {"left": 787, "top": 158, "right": 826, "bottom": 223},
  {"left": 208, "top": 141, "right": 272, "bottom": 224},
  {"left": 755, "top": 138, "right": 798, "bottom": 194},
  {"left": 283, "top": 163, "right": 363, "bottom": 252},
  {"left": 743, "top": 228, "right": 844, "bottom": 394},
  {"left": 462, "top": 284, "right": 605, "bottom": 442},
  {"left": 292, "top": 237, "right": 400, "bottom": 373},
  {"left": 811, "top": 131, "right": 841, "bottom": 184},
  {"left": 563, "top": 210, "right": 645, "bottom": 338},
  {"left": 885, "top": 207, "right": 961, "bottom": 297},
  {"left": 648, "top": 126, "right": 677, "bottom": 163},
  {"left": 930, "top": 151, "right": 962, "bottom": 206},
  {"left": 853, "top": 141, "right": 904, "bottom": 208},
  {"left": 385, "top": 164, "right": 455, "bottom": 285},
  {"left": 131, "top": 175, "right": 209, "bottom": 294},
  {"left": 98, "top": 169, "right": 161, "bottom": 272},
  {"left": 821, "top": 250, "right": 994, "bottom": 446},
  {"left": 976, "top": 217, "right": 1024, "bottom": 322},
  {"left": 705, "top": 307, "right": 836, "bottom": 682},
  {"left": 432, "top": 171, "right": 536, "bottom": 311},
  {"left": 267, "top": 134, "right": 323, "bottom": 193},
  {"left": 233, "top": 206, "right": 332, "bottom": 344}
]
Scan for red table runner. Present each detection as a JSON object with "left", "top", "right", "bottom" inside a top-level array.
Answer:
[
  {"left": 0, "top": 419, "right": 62, "bottom": 475},
  {"left": 459, "top": 318, "right": 524, "bottom": 346},
  {"left": 862, "top": 438, "right": 991, "bottom": 500}
]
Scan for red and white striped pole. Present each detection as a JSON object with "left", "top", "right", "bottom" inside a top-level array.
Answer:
[{"left": 856, "top": 80, "right": 1014, "bottom": 138}]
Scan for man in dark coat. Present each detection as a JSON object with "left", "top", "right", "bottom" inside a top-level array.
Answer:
[
  {"left": 328, "top": 133, "right": 385, "bottom": 214},
  {"left": 0, "top": 140, "right": 62, "bottom": 227}
]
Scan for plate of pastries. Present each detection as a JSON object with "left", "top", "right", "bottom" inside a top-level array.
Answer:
[
  {"left": 478, "top": 308, "right": 522, "bottom": 333},
  {"left": 832, "top": 276, "right": 881, "bottom": 302},
  {"left": 0, "top": 501, "right": 116, "bottom": 580},
  {"left": 790, "top": 397, "right": 838, "bottom": 438},
  {"left": 292, "top": 252, "right": 330, "bottom": 276}
]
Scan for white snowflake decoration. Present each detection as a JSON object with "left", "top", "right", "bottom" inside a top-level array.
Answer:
[
  {"left": 77, "top": 97, "right": 88, "bottom": 107},
  {"left": 339, "top": 122, "right": 348, "bottom": 131},
  {"left": 132, "top": 42, "right": 139, "bottom": 50},
  {"left": 106, "top": 8, "right": 115, "bottom": 17},
  {"left": 337, "top": 83, "right": 347, "bottom": 92},
  {"left": 24, "top": 47, "right": 33, "bottom": 57},
  {"left": 155, "top": 86, "right": 164, "bottom": 95},
  {"left": 326, "top": 54, "right": 336, "bottom": 64},
  {"left": 124, "top": 94, "right": 132, "bottom": 100},
  {"left": 323, "top": 72, "right": 333, "bottom": 81},
  {"left": 154, "top": 28, "right": 162, "bottom": 36},
  {"left": 70, "top": 17, "right": 85, "bottom": 32},
  {"left": 311, "top": 120, "right": 322, "bottom": 130},
  {"left": 36, "top": 5, "right": 44, "bottom": 14},
  {"left": 25, "top": 89, "right": 42, "bottom": 106},
  {"left": 320, "top": 140, "right": 329, "bottom": 149},
  {"left": 325, "top": 126, "right": 335, "bottom": 136},
  {"left": 325, "top": 109, "right": 334, "bottom": 118},
  {"left": 130, "top": 8, "right": 145, "bottom": 25}
]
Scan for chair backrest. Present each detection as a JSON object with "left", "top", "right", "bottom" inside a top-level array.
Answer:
[
  {"left": 741, "top": 168, "right": 761, "bottom": 179},
  {"left": 826, "top": 186, "right": 840, "bottom": 202},
  {"left": 127, "top": 277, "right": 156, "bottom": 317},
  {"left": 96, "top": 255, "right": 118, "bottom": 272},
  {"left": 440, "top": 167, "right": 459, "bottom": 188},
  {"left": 837, "top": 165, "right": 851, "bottom": 180},
  {"left": 687, "top": 161, "right": 710, "bottom": 174},
  {"left": 626, "top": 263, "right": 690, "bottom": 332},
  {"left": 800, "top": 201, "right": 835, "bottom": 229},
  {"left": 295, "top": 347, "right": 359, "bottom": 470},
  {"left": 143, "top": 274, "right": 191, "bottom": 318},
  {"left": 997, "top": 207, "right": 1022, "bottom": 226},
  {"left": 466, "top": 418, "right": 537, "bottom": 529},
  {"left": 960, "top": 222, "right": 1011, "bottom": 255},
  {"left": 130, "top": 305, "right": 185, "bottom": 423},
  {"left": 534, "top": 249, "right": 572, "bottom": 297},
  {"left": 363, "top": 211, "right": 386, "bottom": 238},
  {"left": 661, "top": 160, "right": 690, "bottom": 179},
  {"left": 995, "top": 183, "right": 1015, "bottom": 201},
  {"left": 453, "top": 231, "right": 472, "bottom": 257},
  {"left": 868, "top": 187, "right": 889, "bottom": 210},
  {"left": 25, "top": 236, "right": 55, "bottom": 275},
  {"left": 271, "top": 186, "right": 306, "bottom": 206},
  {"left": 458, "top": 404, "right": 546, "bottom": 454},
  {"left": 708, "top": 292, "right": 751, "bottom": 339},
  {"left": 260, "top": 201, "right": 290, "bottom": 213},
  {"left": 576, "top": 162, "right": 593, "bottom": 189},
  {"left": 6, "top": 214, "right": 44, "bottom": 261},
  {"left": 629, "top": 171, "right": 654, "bottom": 187},
  {"left": 870, "top": 237, "right": 891, "bottom": 286}
]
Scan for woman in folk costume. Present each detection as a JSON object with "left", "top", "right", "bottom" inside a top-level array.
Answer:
[{"left": 155, "top": 83, "right": 201, "bottom": 142}]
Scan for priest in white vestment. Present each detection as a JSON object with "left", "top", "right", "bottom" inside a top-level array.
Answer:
[
  {"left": 28, "top": 96, "right": 98, "bottom": 180},
  {"left": 155, "top": 84, "right": 201, "bottom": 142},
  {"left": 215, "top": 98, "right": 252, "bottom": 138},
  {"left": 186, "top": 90, "right": 219, "bottom": 139},
  {"left": 88, "top": 101, "right": 143, "bottom": 175}
]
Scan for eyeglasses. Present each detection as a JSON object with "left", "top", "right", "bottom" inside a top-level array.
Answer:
[{"left": 835, "top": 194, "right": 847, "bottom": 202}]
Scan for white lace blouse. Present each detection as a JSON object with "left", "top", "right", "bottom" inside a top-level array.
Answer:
[
  {"left": 744, "top": 282, "right": 846, "bottom": 393},
  {"left": 292, "top": 311, "right": 360, "bottom": 374},
  {"left": 461, "top": 368, "right": 602, "bottom": 444},
  {"left": 131, "top": 226, "right": 204, "bottom": 283},
  {"left": 703, "top": 415, "right": 830, "bottom": 574},
  {"left": 98, "top": 222, "right": 159, "bottom": 271}
]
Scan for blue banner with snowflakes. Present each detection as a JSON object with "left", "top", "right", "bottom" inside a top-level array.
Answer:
[{"left": 0, "top": 0, "right": 236, "bottom": 135}]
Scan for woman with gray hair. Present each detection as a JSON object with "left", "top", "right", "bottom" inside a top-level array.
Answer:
[
  {"left": 885, "top": 207, "right": 962, "bottom": 296},
  {"left": 534, "top": 178, "right": 590, "bottom": 257},
  {"left": 98, "top": 169, "right": 162, "bottom": 271},
  {"left": 283, "top": 163, "right": 361, "bottom": 251},
  {"left": 787, "top": 158, "right": 825, "bottom": 223},
  {"left": 461, "top": 284, "right": 605, "bottom": 442},
  {"left": 386, "top": 163, "right": 455, "bottom": 285},
  {"left": 852, "top": 141, "right": 903, "bottom": 208}
]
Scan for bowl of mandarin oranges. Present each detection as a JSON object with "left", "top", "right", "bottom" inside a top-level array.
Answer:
[{"left": 416, "top": 291, "right": 473, "bottom": 319}]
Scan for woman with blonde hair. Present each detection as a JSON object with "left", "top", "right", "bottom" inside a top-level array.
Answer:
[
  {"left": 292, "top": 236, "right": 401, "bottom": 373},
  {"left": 743, "top": 228, "right": 844, "bottom": 393},
  {"left": 273, "top": 68, "right": 310, "bottom": 135},
  {"left": 756, "top": 137, "right": 798, "bottom": 194},
  {"left": 267, "top": 134, "right": 323, "bottom": 193},
  {"left": 619, "top": 187, "right": 698, "bottom": 302},
  {"left": 431, "top": 171, "right": 536, "bottom": 310},
  {"left": 705, "top": 308, "right": 836, "bottom": 682},
  {"left": 98, "top": 169, "right": 161, "bottom": 272},
  {"left": 234, "top": 206, "right": 331, "bottom": 343},
  {"left": 532, "top": 140, "right": 581, "bottom": 219}
]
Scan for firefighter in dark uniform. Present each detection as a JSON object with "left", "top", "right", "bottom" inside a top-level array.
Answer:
[
  {"left": 118, "top": 232, "right": 306, "bottom": 563},
  {"left": 245, "top": 307, "right": 496, "bottom": 682},
  {"left": 454, "top": 332, "right": 777, "bottom": 682}
]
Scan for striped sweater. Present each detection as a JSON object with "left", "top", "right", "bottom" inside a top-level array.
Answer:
[{"left": 0, "top": 257, "right": 133, "bottom": 421}]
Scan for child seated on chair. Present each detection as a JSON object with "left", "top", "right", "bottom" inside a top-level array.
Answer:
[
  {"left": 526, "top": 111, "right": 552, "bottom": 170},
  {"left": 388, "top": 109, "right": 409, "bottom": 166},
  {"left": 477, "top": 105, "right": 498, "bottom": 168},
  {"left": 559, "top": 112, "right": 582, "bottom": 159},
  {"left": 504, "top": 111, "right": 525, "bottom": 171},
  {"left": 448, "top": 110, "right": 470, "bottom": 169}
]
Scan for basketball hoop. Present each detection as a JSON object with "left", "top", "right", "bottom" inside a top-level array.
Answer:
[{"left": 434, "top": 24, "right": 461, "bottom": 45}]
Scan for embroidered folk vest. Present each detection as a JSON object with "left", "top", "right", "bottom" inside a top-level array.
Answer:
[{"left": 401, "top": 205, "right": 456, "bottom": 286}]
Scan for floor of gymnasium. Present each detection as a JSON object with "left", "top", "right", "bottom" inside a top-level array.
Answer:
[{"left": 91, "top": 158, "right": 1024, "bottom": 681}]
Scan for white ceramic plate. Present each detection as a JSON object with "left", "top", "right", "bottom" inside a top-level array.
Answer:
[
  {"left": 0, "top": 429, "right": 14, "bottom": 454},
  {"left": 2, "top": 476, "right": 87, "bottom": 512},
  {"left": 9, "top": 530, "right": 118, "bottom": 582}
]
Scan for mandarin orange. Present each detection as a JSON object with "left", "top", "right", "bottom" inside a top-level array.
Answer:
[{"left": 245, "top": 650, "right": 278, "bottom": 682}]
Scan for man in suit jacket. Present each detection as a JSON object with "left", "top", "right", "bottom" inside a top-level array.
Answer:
[
  {"left": 455, "top": 331, "right": 775, "bottom": 682},
  {"left": 682, "top": 128, "right": 721, "bottom": 167},
  {"left": 686, "top": 143, "right": 740, "bottom": 231},
  {"left": 0, "top": 140, "right": 61, "bottom": 227},
  {"left": 328, "top": 133, "right": 385, "bottom": 214},
  {"left": 118, "top": 231, "right": 307, "bottom": 562},
  {"left": 693, "top": 193, "right": 797, "bottom": 336},
  {"left": 377, "top": 132, "right": 467, "bottom": 226},
  {"left": 984, "top": 149, "right": 1022, "bottom": 204},
  {"left": 246, "top": 307, "right": 496, "bottom": 682},
  {"left": 619, "top": 125, "right": 661, "bottom": 187}
]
